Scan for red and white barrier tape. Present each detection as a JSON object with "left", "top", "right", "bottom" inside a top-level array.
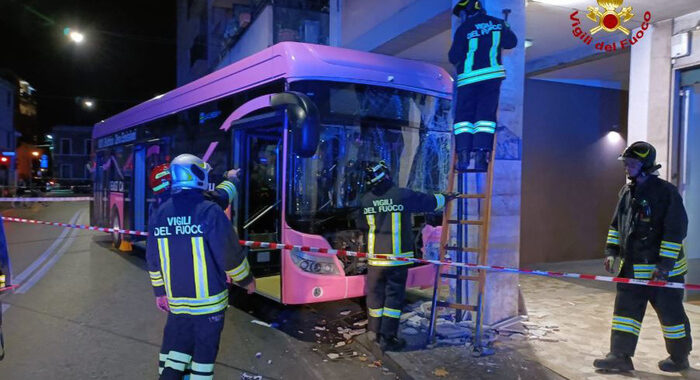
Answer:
[
  {"left": 0, "top": 216, "right": 148, "bottom": 236},
  {"left": 0, "top": 197, "right": 93, "bottom": 202},
  {"left": 2, "top": 216, "right": 698, "bottom": 291}
]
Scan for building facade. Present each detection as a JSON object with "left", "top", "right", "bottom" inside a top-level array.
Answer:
[
  {"left": 0, "top": 77, "right": 17, "bottom": 187},
  {"left": 51, "top": 125, "right": 92, "bottom": 187}
]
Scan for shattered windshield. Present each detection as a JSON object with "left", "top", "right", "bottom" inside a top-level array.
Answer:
[{"left": 286, "top": 81, "right": 452, "bottom": 239}]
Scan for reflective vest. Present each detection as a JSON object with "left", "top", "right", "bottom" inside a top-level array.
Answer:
[
  {"left": 360, "top": 186, "right": 445, "bottom": 266},
  {"left": 449, "top": 11, "right": 517, "bottom": 87},
  {"left": 146, "top": 190, "right": 252, "bottom": 316},
  {"left": 606, "top": 176, "right": 688, "bottom": 279}
]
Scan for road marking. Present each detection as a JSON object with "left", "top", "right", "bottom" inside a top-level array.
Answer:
[
  {"left": 2, "top": 209, "right": 82, "bottom": 312},
  {"left": 17, "top": 210, "right": 84, "bottom": 294}
]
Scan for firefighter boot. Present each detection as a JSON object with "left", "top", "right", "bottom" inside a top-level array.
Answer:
[
  {"left": 593, "top": 353, "right": 635, "bottom": 372},
  {"left": 473, "top": 149, "right": 489, "bottom": 173},
  {"left": 380, "top": 335, "right": 406, "bottom": 352},
  {"left": 456, "top": 150, "right": 471, "bottom": 171},
  {"left": 658, "top": 356, "right": 689, "bottom": 372}
]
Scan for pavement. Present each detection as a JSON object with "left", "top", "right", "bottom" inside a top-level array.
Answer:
[
  {"left": 2, "top": 200, "right": 700, "bottom": 379},
  {"left": 0, "top": 202, "right": 395, "bottom": 379}
]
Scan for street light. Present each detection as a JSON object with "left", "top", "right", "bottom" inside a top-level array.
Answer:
[
  {"left": 32, "top": 151, "right": 40, "bottom": 157},
  {"left": 83, "top": 99, "right": 95, "bottom": 109},
  {"left": 46, "top": 134, "right": 53, "bottom": 140},
  {"left": 64, "top": 27, "right": 85, "bottom": 44}
]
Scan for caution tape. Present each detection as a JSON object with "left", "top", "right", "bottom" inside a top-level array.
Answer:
[
  {"left": 0, "top": 216, "right": 148, "bottom": 236},
  {"left": 2, "top": 216, "right": 698, "bottom": 291},
  {"left": 0, "top": 197, "right": 93, "bottom": 202},
  {"left": 0, "top": 284, "right": 18, "bottom": 293}
]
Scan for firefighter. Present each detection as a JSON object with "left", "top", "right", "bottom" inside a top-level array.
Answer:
[
  {"left": 449, "top": 0, "right": 517, "bottom": 170},
  {"left": 146, "top": 154, "right": 255, "bottom": 379},
  {"left": 593, "top": 142, "right": 692, "bottom": 373},
  {"left": 359, "top": 161, "right": 450, "bottom": 351}
]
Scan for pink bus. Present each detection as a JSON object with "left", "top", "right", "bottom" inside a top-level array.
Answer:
[{"left": 91, "top": 42, "right": 453, "bottom": 304}]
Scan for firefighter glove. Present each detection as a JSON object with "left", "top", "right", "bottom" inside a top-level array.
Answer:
[
  {"left": 604, "top": 255, "right": 616, "bottom": 274},
  {"left": 651, "top": 268, "right": 669, "bottom": 282}
]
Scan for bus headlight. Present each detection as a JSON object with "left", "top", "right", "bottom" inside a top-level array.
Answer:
[{"left": 290, "top": 249, "right": 340, "bottom": 275}]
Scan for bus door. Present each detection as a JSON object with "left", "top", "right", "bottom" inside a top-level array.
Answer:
[
  {"left": 133, "top": 139, "right": 171, "bottom": 236},
  {"left": 233, "top": 116, "right": 283, "bottom": 301}
]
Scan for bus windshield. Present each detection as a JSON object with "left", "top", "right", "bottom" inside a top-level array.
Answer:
[{"left": 286, "top": 81, "right": 452, "bottom": 247}]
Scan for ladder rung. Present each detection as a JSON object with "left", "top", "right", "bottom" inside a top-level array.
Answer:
[
  {"left": 436, "top": 302, "right": 477, "bottom": 311},
  {"left": 440, "top": 274, "right": 481, "bottom": 281},
  {"left": 447, "top": 220, "right": 484, "bottom": 226},
  {"left": 454, "top": 194, "right": 487, "bottom": 199},
  {"left": 444, "top": 246, "right": 480, "bottom": 253},
  {"left": 455, "top": 168, "right": 488, "bottom": 174}
]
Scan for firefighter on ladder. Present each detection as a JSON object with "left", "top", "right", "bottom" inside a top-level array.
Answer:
[
  {"left": 594, "top": 142, "right": 692, "bottom": 372},
  {"left": 147, "top": 154, "right": 255, "bottom": 379},
  {"left": 449, "top": 0, "right": 517, "bottom": 170},
  {"left": 359, "top": 161, "right": 451, "bottom": 351}
]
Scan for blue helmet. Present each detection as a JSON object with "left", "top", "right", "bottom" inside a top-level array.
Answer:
[{"left": 170, "top": 154, "right": 211, "bottom": 191}]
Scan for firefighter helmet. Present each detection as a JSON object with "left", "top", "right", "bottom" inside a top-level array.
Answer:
[
  {"left": 149, "top": 164, "right": 171, "bottom": 195},
  {"left": 453, "top": 0, "right": 481, "bottom": 17},
  {"left": 618, "top": 141, "right": 660, "bottom": 174},
  {"left": 170, "top": 154, "right": 211, "bottom": 190},
  {"left": 365, "top": 161, "right": 391, "bottom": 188}
]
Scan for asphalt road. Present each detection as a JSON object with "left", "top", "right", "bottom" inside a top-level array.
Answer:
[{"left": 0, "top": 202, "right": 390, "bottom": 379}]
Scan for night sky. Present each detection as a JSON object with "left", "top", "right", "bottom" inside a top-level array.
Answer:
[{"left": 0, "top": 0, "right": 176, "bottom": 134}]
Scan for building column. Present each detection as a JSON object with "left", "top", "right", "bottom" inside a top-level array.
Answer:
[
  {"left": 329, "top": 0, "right": 342, "bottom": 47},
  {"left": 451, "top": 0, "right": 525, "bottom": 325},
  {"left": 628, "top": 20, "right": 673, "bottom": 179}
]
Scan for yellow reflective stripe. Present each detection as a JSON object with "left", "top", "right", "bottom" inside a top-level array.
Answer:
[
  {"left": 168, "top": 290, "right": 228, "bottom": 305},
  {"left": 660, "top": 249, "right": 680, "bottom": 259},
  {"left": 464, "top": 38, "right": 478, "bottom": 74},
  {"left": 434, "top": 194, "right": 445, "bottom": 211},
  {"left": 226, "top": 258, "right": 250, "bottom": 282},
  {"left": 216, "top": 181, "right": 236, "bottom": 203},
  {"left": 489, "top": 31, "right": 501, "bottom": 68},
  {"left": 158, "top": 238, "right": 172, "bottom": 297},
  {"left": 149, "top": 271, "right": 163, "bottom": 279},
  {"left": 391, "top": 212, "right": 401, "bottom": 254},
  {"left": 383, "top": 307, "right": 401, "bottom": 318},
  {"left": 661, "top": 241, "right": 682, "bottom": 251},
  {"left": 367, "top": 215, "right": 376, "bottom": 256},
  {"left": 191, "top": 237, "right": 209, "bottom": 298},
  {"left": 191, "top": 362, "right": 215, "bottom": 373},
  {"left": 368, "top": 307, "right": 383, "bottom": 318}
]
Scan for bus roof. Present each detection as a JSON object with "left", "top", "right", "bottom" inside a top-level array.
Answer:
[{"left": 93, "top": 42, "right": 453, "bottom": 139}]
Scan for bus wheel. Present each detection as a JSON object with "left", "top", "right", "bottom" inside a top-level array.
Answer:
[{"left": 111, "top": 209, "right": 122, "bottom": 249}]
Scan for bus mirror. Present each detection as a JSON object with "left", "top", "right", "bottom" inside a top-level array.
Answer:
[{"left": 270, "top": 92, "right": 320, "bottom": 158}]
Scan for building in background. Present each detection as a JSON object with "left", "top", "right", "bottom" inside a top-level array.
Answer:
[
  {"left": 0, "top": 76, "right": 17, "bottom": 188},
  {"left": 177, "top": 0, "right": 329, "bottom": 86},
  {"left": 51, "top": 125, "right": 92, "bottom": 188}
]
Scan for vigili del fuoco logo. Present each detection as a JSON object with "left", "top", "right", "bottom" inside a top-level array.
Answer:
[{"left": 570, "top": 0, "right": 652, "bottom": 52}]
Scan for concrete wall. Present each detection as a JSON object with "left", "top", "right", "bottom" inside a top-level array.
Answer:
[
  {"left": 340, "top": 0, "right": 415, "bottom": 46},
  {"left": 522, "top": 79, "right": 628, "bottom": 265},
  {"left": 216, "top": 6, "right": 273, "bottom": 70}
]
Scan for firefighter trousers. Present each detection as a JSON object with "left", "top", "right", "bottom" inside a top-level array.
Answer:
[
  {"left": 366, "top": 265, "right": 409, "bottom": 338},
  {"left": 454, "top": 79, "right": 502, "bottom": 153},
  {"left": 610, "top": 280, "right": 692, "bottom": 359},
  {"left": 159, "top": 312, "right": 225, "bottom": 380}
]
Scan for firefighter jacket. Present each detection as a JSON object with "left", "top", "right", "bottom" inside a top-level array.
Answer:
[
  {"left": 359, "top": 186, "right": 446, "bottom": 266},
  {"left": 146, "top": 190, "right": 252, "bottom": 316},
  {"left": 605, "top": 176, "right": 688, "bottom": 280},
  {"left": 449, "top": 10, "right": 517, "bottom": 88}
]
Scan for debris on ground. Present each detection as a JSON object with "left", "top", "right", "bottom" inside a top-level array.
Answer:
[
  {"left": 327, "top": 353, "right": 340, "bottom": 360},
  {"left": 433, "top": 367, "right": 449, "bottom": 377},
  {"left": 240, "top": 373, "right": 263, "bottom": 380},
  {"left": 251, "top": 320, "right": 273, "bottom": 328}
]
